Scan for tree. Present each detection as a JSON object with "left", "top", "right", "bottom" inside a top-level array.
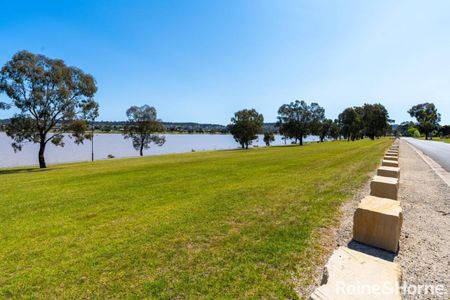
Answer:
[
  {"left": 408, "top": 103, "right": 441, "bottom": 140},
  {"left": 277, "top": 100, "right": 325, "bottom": 146},
  {"left": 338, "top": 107, "right": 362, "bottom": 141},
  {"left": 407, "top": 126, "right": 419, "bottom": 137},
  {"left": 397, "top": 121, "right": 415, "bottom": 137},
  {"left": 360, "top": 103, "right": 391, "bottom": 139},
  {"left": 353, "top": 106, "right": 365, "bottom": 140},
  {"left": 439, "top": 125, "right": 450, "bottom": 137},
  {"left": 276, "top": 120, "right": 290, "bottom": 144},
  {"left": 263, "top": 131, "right": 275, "bottom": 146},
  {"left": 82, "top": 99, "right": 99, "bottom": 161},
  {"left": 309, "top": 102, "right": 326, "bottom": 137},
  {"left": 318, "top": 118, "right": 333, "bottom": 142},
  {"left": 228, "top": 109, "right": 264, "bottom": 149},
  {"left": 0, "top": 50, "right": 98, "bottom": 168},
  {"left": 329, "top": 119, "right": 341, "bottom": 140},
  {"left": 123, "top": 105, "right": 165, "bottom": 156}
]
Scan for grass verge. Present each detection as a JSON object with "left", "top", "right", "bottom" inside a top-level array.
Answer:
[
  {"left": 0, "top": 139, "right": 390, "bottom": 299},
  {"left": 415, "top": 136, "right": 450, "bottom": 143}
]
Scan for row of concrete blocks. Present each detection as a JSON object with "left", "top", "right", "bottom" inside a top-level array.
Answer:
[
  {"left": 354, "top": 144, "right": 401, "bottom": 253},
  {"left": 311, "top": 141, "right": 402, "bottom": 299}
]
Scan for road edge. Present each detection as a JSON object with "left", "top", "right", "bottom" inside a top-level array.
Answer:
[{"left": 403, "top": 138, "right": 450, "bottom": 187}]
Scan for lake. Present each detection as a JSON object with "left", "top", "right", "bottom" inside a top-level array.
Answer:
[{"left": 0, "top": 132, "right": 319, "bottom": 168}]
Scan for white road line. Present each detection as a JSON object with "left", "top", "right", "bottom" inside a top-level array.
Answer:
[{"left": 404, "top": 139, "right": 450, "bottom": 187}]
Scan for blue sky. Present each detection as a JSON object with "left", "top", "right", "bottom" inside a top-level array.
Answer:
[{"left": 1, "top": 0, "right": 449, "bottom": 124}]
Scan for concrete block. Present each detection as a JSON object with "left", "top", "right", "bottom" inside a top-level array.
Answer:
[
  {"left": 377, "top": 166, "right": 400, "bottom": 178},
  {"left": 310, "top": 247, "right": 402, "bottom": 300},
  {"left": 382, "top": 160, "right": 399, "bottom": 168},
  {"left": 370, "top": 176, "right": 399, "bottom": 200},
  {"left": 386, "top": 151, "right": 398, "bottom": 157},
  {"left": 386, "top": 149, "right": 398, "bottom": 154},
  {"left": 353, "top": 196, "right": 403, "bottom": 252},
  {"left": 384, "top": 155, "right": 398, "bottom": 161}
]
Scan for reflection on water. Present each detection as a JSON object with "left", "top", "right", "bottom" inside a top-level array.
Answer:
[{"left": 0, "top": 132, "right": 319, "bottom": 168}]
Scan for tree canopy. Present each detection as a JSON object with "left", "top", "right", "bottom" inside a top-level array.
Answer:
[
  {"left": 276, "top": 100, "right": 325, "bottom": 145},
  {"left": 408, "top": 102, "right": 441, "bottom": 140},
  {"left": 439, "top": 125, "right": 450, "bottom": 137},
  {"left": 338, "top": 103, "right": 391, "bottom": 141},
  {"left": 263, "top": 131, "right": 275, "bottom": 146},
  {"left": 338, "top": 107, "right": 361, "bottom": 141},
  {"left": 228, "top": 109, "right": 264, "bottom": 149},
  {"left": 329, "top": 119, "right": 341, "bottom": 140},
  {"left": 318, "top": 118, "right": 333, "bottom": 142},
  {"left": 360, "top": 103, "right": 391, "bottom": 139},
  {"left": 123, "top": 105, "right": 165, "bottom": 156},
  {"left": 0, "top": 50, "right": 98, "bottom": 168}
]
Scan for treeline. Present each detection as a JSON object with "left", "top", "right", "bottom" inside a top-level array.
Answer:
[
  {"left": 94, "top": 121, "right": 229, "bottom": 134},
  {"left": 0, "top": 50, "right": 393, "bottom": 168},
  {"left": 227, "top": 101, "right": 392, "bottom": 149},
  {"left": 0, "top": 120, "right": 279, "bottom": 134}
]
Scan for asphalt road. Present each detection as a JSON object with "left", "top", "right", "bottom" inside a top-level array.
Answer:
[{"left": 403, "top": 137, "right": 450, "bottom": 172}]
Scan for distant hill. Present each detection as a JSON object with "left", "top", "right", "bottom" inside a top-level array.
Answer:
[{"left": 0, "top": 119, "right": 280, "bottom": 134}]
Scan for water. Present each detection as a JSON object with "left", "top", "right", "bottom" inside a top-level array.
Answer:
[{"left": 0, "top": 132, "right": 319, "bottom": 168}]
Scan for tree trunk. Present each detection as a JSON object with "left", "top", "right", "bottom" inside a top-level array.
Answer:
[
  {"left": 91, "top": 138, "right": 94, "bottom": 161},
  {"left": 299, "top": 136, "right": 303, "bottom": 146},
  {"left": 320, "top": 136, "right": 324, "bottom": 142},
  {"left": 245, "top": 143, "right": 249, "bottom": 149},
  {"left": 140, "top": 143, "right": 144, "bottom": 156},
  {"left": 38, "top": 141, "right": 46, "bottom": 168}
]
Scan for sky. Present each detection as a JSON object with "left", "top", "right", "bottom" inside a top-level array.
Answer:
[{"left": 1, "top": 0, "right": 449, "bottom": 124}]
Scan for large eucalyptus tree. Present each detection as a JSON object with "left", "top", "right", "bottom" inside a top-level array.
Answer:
[
  {"left": 123, "top": 105, "right": 166, "bottom": 156},
  {"left": 0, "top": 51, "right": 98, "bottom": 168},
  {"left": 277, "top": 100, "right": 325, "bottom": 145},
  {"left": 228, "top": 109, "right": 264, "bottom": 149}
]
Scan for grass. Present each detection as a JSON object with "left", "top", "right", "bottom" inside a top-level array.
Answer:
[{"left": 0, "top": 139, "right": 390, "bottom": 299}]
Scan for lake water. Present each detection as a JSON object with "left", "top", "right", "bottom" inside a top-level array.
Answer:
[{"left": 0, "top": 132, "right": 319, "bottom": 168}]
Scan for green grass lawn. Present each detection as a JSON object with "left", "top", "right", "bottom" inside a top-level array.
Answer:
[{"left": 0, "top": 139, "right": 390, "bottom": 299}]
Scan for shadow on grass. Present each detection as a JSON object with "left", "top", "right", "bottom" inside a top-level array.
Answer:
[
  {"left": 347, "top": 240, "right": 397, "bottom": 262},
  {"left": 0, "top": 167, "right": 54, "bottom": 175}
]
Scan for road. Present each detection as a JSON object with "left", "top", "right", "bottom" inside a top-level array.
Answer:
[{"left": 403, "top": 137, "right": 450, "bottom": 172}]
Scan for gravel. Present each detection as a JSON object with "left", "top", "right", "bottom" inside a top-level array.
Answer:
[{"left": 310, "top": 139, "right": 450, "bottom": 300}]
